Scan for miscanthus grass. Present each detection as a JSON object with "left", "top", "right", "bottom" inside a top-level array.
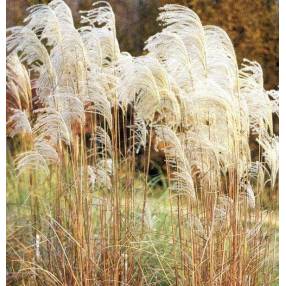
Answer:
[{"left": 6, "top": 1, "right": 278, "bottom": 285}]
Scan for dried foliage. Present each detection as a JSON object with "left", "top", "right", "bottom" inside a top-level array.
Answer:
[
  {"left": 7, "top": 0, "right": 278, "bottom": 90},
  {"left": 6, "top": 1, "right": 278, "bottom": 285}
]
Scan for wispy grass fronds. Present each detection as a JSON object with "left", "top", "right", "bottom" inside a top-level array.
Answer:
[
  {"left": 6, "top": 1, "right": 278, "bottom": 285},
  {"left": 7, "top": 109, "right": 32, "bottom": 138}
]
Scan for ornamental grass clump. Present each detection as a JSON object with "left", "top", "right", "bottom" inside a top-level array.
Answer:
[{"left": 6, "top": 1, "right": 278, "bottom": 285}]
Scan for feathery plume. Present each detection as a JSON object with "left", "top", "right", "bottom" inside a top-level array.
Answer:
[
  {"left": 155, "top": 125, "right": 196, "bottom": 200},
  {"left": 7, "top": 109, "right": 32, "bottom": 138}
]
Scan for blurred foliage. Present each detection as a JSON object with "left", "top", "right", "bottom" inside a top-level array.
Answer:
[{"left": 7, "top": 0, "right": 278, "bottom": 89}]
